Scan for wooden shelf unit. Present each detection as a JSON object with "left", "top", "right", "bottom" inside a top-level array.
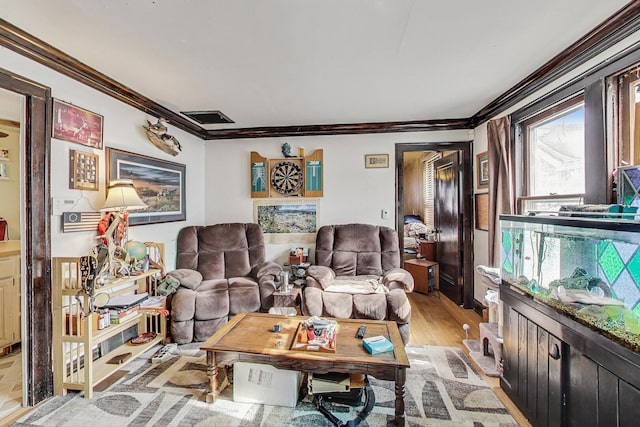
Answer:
[{"left": 52, "top": 257, "right": 165, "bottom": 398}]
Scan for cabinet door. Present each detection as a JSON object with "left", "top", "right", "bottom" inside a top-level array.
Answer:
[
  {"left": 566, "top": 352, "right": 640, "bottom": 427},
  {"left": 0, "top": 275, "right": 19, "bottom": 346},
  {"left": 501, "top": 304, "right": 563, "bottom": 427}
]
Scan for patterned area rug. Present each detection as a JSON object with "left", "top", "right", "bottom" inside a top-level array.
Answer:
[{"left": 13, "top": 345, "right": 518, "bottom": 426}]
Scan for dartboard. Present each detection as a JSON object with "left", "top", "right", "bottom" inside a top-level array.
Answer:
[{"left": 270, "top": 161, "right": 303, "bottom": 195}]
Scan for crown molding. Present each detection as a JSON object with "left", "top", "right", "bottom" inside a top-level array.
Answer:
[
  {"left": 1, "top": 2, "right": 639, "bottom": 140},
  {"left": 472, "top": 0, "right": 640, "bottom": 125},
  {"left": 0, "top": 18, "right": 206, "bottom": 138},
  {"left": 201, "top": 118, "right": 472, "bottom": 140}
]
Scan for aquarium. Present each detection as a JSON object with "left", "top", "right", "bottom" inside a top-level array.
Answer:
[{"left": 500, "top": 214, "right": 640, "bottom": 352}]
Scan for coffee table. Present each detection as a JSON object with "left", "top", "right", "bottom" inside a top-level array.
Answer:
[{"left": 201, "top": 312, "right": 410, "bottom": 426}]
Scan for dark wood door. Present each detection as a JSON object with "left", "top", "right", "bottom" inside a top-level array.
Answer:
[{"left": 434, "top": 153, "right": 463, "bottom": 304}]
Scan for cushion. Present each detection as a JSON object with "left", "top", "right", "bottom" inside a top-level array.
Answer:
[{"left": 323, "top": 275, "right": 388, "bottom": 294}]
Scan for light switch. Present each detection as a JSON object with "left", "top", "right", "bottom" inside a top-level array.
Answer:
[{"left": 381, "top": 209, "right": 389, "bottom": 219}]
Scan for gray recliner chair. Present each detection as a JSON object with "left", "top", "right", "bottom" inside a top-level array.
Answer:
[
  {"left": 303, "top": 223, "right": 414, "bottom": 344},
  {"left": 168, "top": 223, "right": 281, "bottom": 343}
]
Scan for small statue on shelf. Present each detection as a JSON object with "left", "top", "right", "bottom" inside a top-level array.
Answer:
[{"left": 281, "top": 142, "right": 294, "bottom": 158}]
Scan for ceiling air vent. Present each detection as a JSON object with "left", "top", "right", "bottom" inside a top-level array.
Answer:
[{"left": 181, "top": 110, "right": 234, "bottom": 124}]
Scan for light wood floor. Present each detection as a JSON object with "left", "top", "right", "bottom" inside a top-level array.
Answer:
[{"left": 408, "top": 290, "right": 530, "bottom": 426}]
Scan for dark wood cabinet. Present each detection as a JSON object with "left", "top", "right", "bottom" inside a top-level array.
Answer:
[{"left": 501, "top": 284, "right": 640, "bottom": 427}]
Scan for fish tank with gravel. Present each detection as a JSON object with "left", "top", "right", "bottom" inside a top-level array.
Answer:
[{"left": 500, "top": 213, "right": 640, "bottom": 352}]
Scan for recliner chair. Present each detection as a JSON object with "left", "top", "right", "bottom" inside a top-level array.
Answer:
[
  {"left": 169, "top": 223, "right": 281, "bottom": 343},
  {"left": 302, "top": 223, "right": 414, "bottom": 344}
]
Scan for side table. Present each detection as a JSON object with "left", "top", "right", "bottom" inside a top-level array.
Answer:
[
  {"left": 271, "top": 285, "right": 303, "bottom": 313},
  {"left": 404, "top": 258, "right": 439, "bottom": 295}
]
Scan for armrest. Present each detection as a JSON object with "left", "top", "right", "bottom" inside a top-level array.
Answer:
[
  {"left": 251, "top": 261, "right": 282, "bottom": 281},
  {"left": 305, "top": 265, "right": 336, "bottom": 289},
  {"left": 382, "top": 268, "right": 414, "bottom": 293},
  {"left": 166, "top": 269, "right": 203, "bottom": 291}
]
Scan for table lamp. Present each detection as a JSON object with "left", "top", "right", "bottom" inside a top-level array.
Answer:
[{"left": 99, "top": 179, "right": 147, "bottom": 277}]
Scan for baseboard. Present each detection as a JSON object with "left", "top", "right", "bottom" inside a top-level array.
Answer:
[{"left": 473, "top": 299, "right": 485, "bottom": 314}]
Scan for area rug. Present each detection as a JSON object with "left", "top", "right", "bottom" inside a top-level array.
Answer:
[{"left": 12, "top": 345, "right": 518, "bottom": 426}]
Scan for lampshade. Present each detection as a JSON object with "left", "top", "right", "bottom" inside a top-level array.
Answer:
[{"left": 100, "top": 179, "right": 147, "bottom": 212}]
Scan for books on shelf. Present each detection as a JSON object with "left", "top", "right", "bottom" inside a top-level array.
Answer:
[
  {"left": 139, "top": 295, "right": 166, "bottom": 309},
  {"left": 103, "top": 292, "right": 149, "bottom": 310},
  {"left": 362, "top": 335, "right": 394, "bottom": 355},
  {"left": 109, "top": 305, "right": 140, "bottom": 324}
]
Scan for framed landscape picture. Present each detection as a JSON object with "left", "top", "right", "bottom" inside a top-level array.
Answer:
[
  {"left": 106, "top": 148, "right": 186, "bottom": 225},
  {"left": 52, "top": 99, "right": 104, "bottom": 149},
  {"left": 253, "top": 198, "right": 318, "bottom": 243}
]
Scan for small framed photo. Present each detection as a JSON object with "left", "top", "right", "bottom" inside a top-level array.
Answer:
[
  {"left": 0, "top": 162, "right": 7, "bottom": 179},
  {"left": 69, "top": 149, "right": 99, "bottom": 191},
  {"left": 476, "top": 151, "right": 489, "bottom": 189},
  {"left": 52, "top": 98, "right": 104, "bottom": 149},
  {"left": 365, "top": 153, "right": 389, "bottom": 169},
  {"left": 0, "top": 147, "right": 9, "bottom": 161}
]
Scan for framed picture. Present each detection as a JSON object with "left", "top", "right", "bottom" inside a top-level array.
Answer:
[
  {"left": 0, "top": 147, "right": 9, "bottom": 161},
  {"left": 106, "top": 147, "right": 186, "bottom": 225},
  {"left": 476, "top": 151, "right": 489, "bottom": 189},
  {"left": 0, "top": 162, "right": 7, "bottom": 179},
  {"left": 475, "top": 193, "right": 489, "bottom": 231},
  {"left": 69, "top": 149, "right": 99, "bottom": 191},
  {"left": 52, "top": 98, "right": 104, "bottom": 149},
  {"left": 253, "top": 198, "right": 318, "bottom": 243},
  {"left": 365, "top": 153, "right": 389, "bottom": 169}
]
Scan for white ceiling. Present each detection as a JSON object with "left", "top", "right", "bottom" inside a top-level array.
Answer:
[{"left": 0, "top": 0, "right": 632, "bottom": 131}]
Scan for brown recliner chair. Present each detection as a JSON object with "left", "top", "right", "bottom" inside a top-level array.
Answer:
[
  {"left": 303, "top": 223, "right": 414, "bottom": 344},
  {"left": 169, "top": 223, "right": 281, "bottom": 343}
]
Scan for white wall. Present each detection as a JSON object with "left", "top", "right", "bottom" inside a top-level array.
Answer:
[
  {"left": 471, "top": 30, "right": 640, "bottom": 303},
  {"left": 0, "top": 41, "right": 472, "bottom": 271},
  {"left": 0, "top": 45, "right": 207, "bottom": 271},
  {"left": 204, "top": 130, "right": 472, "bottom": 264}
]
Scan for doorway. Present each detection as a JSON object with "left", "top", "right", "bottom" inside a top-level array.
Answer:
[
  {"left": 0, "top": 88, "right": 23, "bottom": 418},
  {"left": 0, "top": 67, "right": 53, "bottom": 408},
  {"left": 395, "top": 142, "right": 474, "bottom": 309}
]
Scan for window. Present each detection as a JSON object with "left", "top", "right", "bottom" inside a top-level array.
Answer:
[
  {"left": 518, "top": 95, "right": 586, "bottom": 213},
  {"left": 422, "top": 152, "right": 441, "bottom": 230}
]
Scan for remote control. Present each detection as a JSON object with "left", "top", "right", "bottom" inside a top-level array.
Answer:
[{"left": 356, "top": 325, "right": 367, "bottom": 339}]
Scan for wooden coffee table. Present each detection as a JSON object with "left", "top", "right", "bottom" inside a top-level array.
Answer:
[{"left": 201, "top": 312, "right": 410, "bottom": 426}]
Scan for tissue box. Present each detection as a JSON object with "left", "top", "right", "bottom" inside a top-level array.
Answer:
[
  {"left": 233, "top": 362, "right": 301, "bottom": 407},
  {"left": 362, "top": 335, "right": 394, "bottom": 355}
]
